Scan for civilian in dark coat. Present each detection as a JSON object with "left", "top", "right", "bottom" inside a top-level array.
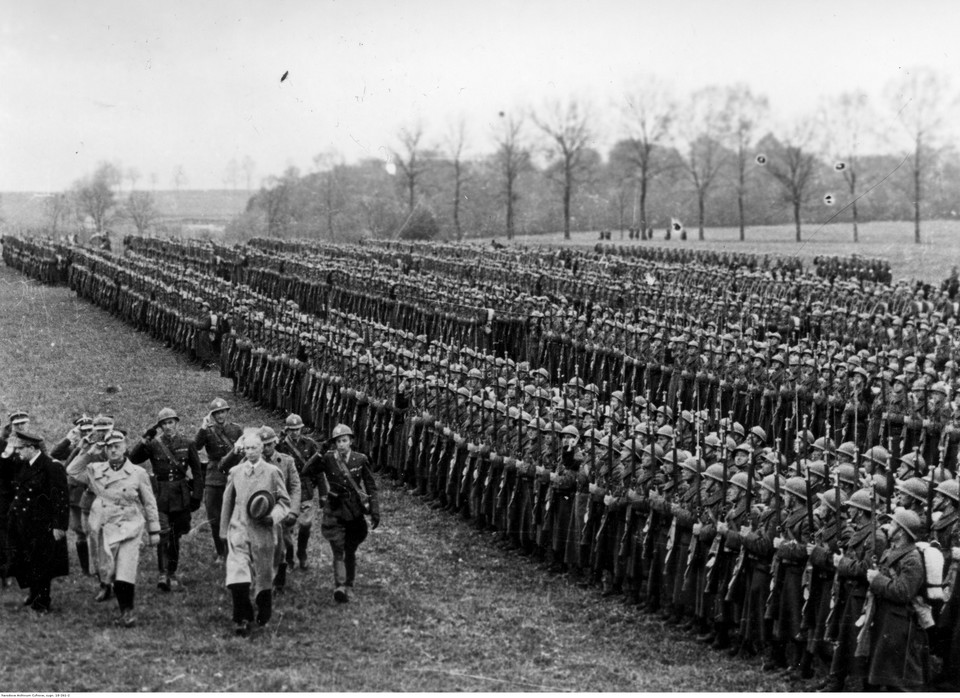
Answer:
[{"left": 6, "top": 432, "right": 69, "bottom": 612}]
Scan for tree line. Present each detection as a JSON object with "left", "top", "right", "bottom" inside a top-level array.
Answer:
[{"left": 239, "top": 68, "right": 957, "bottom": 245}]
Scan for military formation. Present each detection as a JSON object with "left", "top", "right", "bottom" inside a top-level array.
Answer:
[{"left": 3, "top": 232, "right": 960, "bottom": 689}]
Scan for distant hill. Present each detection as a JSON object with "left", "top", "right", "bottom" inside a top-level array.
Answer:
[{"left": 0, "top": 189, "right": 252, "bottom": 230}]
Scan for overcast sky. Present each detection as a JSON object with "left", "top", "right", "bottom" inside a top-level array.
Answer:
[{"left": 1, "top": 0, "right": 957, "bottom": 192}]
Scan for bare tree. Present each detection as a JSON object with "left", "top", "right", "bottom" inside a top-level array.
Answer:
[
  {"left": 885, "top": 67, "right": 954, "bottom": 244},
  {"left": 241, "top": 156, "right": 256, "bottom": 191},
  {"left": 224, "top": 158, "right": 240, "bottom": 190},
  {"left": 725, "top": 84, "right": 769, "bottom": 241},
  {"left": 258, "top": 167, "right": 300, "bottom": 237},
  {"left": 621, "top": 77, "right": 675, "bottom": 236},
  {"left": 126, "top": 191, "right": 158, "bottom": 235},
  {"left": 172, "top": 165, "right": 187, "bottom": 192},
  {"left": 45, "top": 192, "right": 71, "bottom": 234},
  {"left": 493, "top": 112, "right": 529, "bottom": 240},
  {"left": 762, "top": 120, "right": 819, "bottom": 242},
  {"left": 312, "top": 150, "right": 345, "bottom": 241},
  {"left": 532, "top": 98, "right": 592, "bottom": 240},
  {"left": 392, "top": 123, "right": 427, "bottom": 214},
  {"left": 818, "top": 90, "right": 875, "bottom": 242},
  {"left": 676, "top": 87, "right": 731, "bottom": 240},
  {"left": 72, "top": 162, "right": 121, "bottom": 233},
  {"left": 125, "top": 167, "right": 141, "bottom": 193},
  {"left": 443, "top": 117, "right": 469, "bottom": 241}
]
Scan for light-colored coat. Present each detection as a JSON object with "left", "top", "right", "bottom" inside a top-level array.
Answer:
[
  {"left": 66, "top": 457, "right": 160, "bottom": 584},
  {"left": 220, "top": 459, "right": 291, "bottom": 593}
]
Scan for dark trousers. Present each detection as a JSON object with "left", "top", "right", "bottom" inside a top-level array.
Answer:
[
  {"left": 28, "top": 579, "right": 52, "bottom": 611},
  {"left": 204, "top": 485, "right": 226, "bottom": 556}
]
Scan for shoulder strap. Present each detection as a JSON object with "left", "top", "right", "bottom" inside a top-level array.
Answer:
[
  {"left": 210, "top": 425, "right": 234, "bottom": 452},
  {"left": 154, "top": 436, "right": 179, "bottom": 467},
  {"left": 334, "top": 452, "right": 368, "bottom": 501},
  {"left": 283, "top": 434, "right": 306, "bottom": 467}
]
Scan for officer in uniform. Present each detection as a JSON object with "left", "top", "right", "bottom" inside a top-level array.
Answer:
[
  {"left": 193, "top": 397, "right": 243, "bottom": 562},
  {"left": 303, "top": 424, "right": 380, "bottom": 603},
  {"left": 276, "top": 413, "right": 322, "bottom": 569},
  {"left": 6, "top": 431, "right": 70, "bottom": 613},
  {"left": 129, "top": 407, "right": 203, "bottom": 591},
  {"left": 66, "top": 429, "right": 160, "bottom": 627}
]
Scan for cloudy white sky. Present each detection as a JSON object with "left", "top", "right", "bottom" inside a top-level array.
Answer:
[{"left": 1, "top": 0, "right": 957, "bottom": 191}]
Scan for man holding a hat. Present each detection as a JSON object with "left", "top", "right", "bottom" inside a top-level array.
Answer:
[
  {"left": 219, "top": 430, "right": 291, "bottom": 637},
  {"left": 6, "top": 430, "right": 69, "bottom": 613},
  {"left": 66, "top": 430, "right": 160, "bottom": 627}
]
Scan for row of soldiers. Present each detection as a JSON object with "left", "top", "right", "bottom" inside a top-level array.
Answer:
[{"left": 5, "top": 234, "right": 960, "bottom": 688}]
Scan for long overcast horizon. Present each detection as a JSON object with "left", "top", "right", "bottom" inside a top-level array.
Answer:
[{"left": 2, "top": 0, "right": 958, "bottom": 193}]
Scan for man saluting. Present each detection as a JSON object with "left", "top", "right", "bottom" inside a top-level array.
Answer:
[{"left": 303, "top": 424, "right": 380, "bottom": 604}]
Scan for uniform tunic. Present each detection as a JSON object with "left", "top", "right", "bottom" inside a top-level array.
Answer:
[
  {"left": 66, "top": 458, "right": 160, "bottom": 584},
  {"left": 7, "top": 452, "right": 70, "bottom": 588}
]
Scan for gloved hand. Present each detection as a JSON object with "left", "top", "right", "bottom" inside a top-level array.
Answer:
[
  {"left": 143, "top": 425, "right": 158, "bottom": 441},
  {"left": 371, "top": 513, "right": 380, "bottom": 530},
  {"left": 190, "top": 498, "right": 202, "bottom": 513},
  {"left": 283, "top": 512, "right": 298, "bottom": 526},
  {"left": 149, "top": 533, "right": 161, "bottom": 547}
]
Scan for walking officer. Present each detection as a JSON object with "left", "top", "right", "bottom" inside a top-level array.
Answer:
[
  {"left": 129, "top": 407, "right": 203, "bottom": 591},
  {"left": 303, "top": 424, "right": 380, "bottom": 604},
  {"left": 194, "top": 397, "right": 243, "bottom": 562}
]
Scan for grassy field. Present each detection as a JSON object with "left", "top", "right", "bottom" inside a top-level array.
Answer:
[
  {"left": 0, "top": 265, "right": 791, "bottom": 692},
  {"left": 509, "top": 218, "right": 960, "bottom": 282}
]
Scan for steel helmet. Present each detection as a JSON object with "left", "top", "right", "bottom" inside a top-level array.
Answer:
[
  {"left": 891, "top": 508, "right": 922, "bottom": 541},
  {"left": 331, "top": 424, "right": 354, "bottom": 440},
  {"left": 560, "top": 425, "right": 580, "bottom": 439},
  {"left": 836, "top": 442, "right": 857, "bottom": 460},
  {"left": 806, "top": 460, "right": 828, "bottom": 481},
  {"left": 748, "top": 426, "right": 767, "bottom": 443},
  {"left": 784, "top": 476, "right": 809, "bottom": 501},
  {"left": 703, "top": 464, "right": 727, "bottom": 483},
  {"left": 898, "top": 451, "right": 927, "bottom": 477},
  {"left": 156, "top": 408, "right": 179, "bottom": 424},
  {"left": 656, "top": 424, "right": 675, "bottom": 440},
  {"left": 681, "top": 456, "right": 705, "bottom": 475},
  {"left": 895, "top": 477, "right": 930, "bottom": 504},
  {"left": 844, "top": 488, "right": 874, "bottom": 513},
  {"left": 817, "top": 488, "right": 847, "bottom": 512},
  {"left": 837, "top": 464, "right": 858, "bottom": 487},
  {"left": 730, "top": 471, "right": 751, "bottom": 491},
  {"left": 209, "top": 397, "right": 230, "bottom": 413},
  {"left": 760, "top": 473, "right": 785, "bottom": 495},
  {"left": 258, "top": 426, "right": 278, "bottom": 445},
  {"left": 862, "top": 445, "right": 890, "bottom": 469},
  {"left": 285, "top": 414, "right": 305, "bottom": 429},
  {"left": 935, "top": 479, "right": 960, "bottom": 502},
  {"left": 811, "top": 437, "right": 836, "bottom": 454}
]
